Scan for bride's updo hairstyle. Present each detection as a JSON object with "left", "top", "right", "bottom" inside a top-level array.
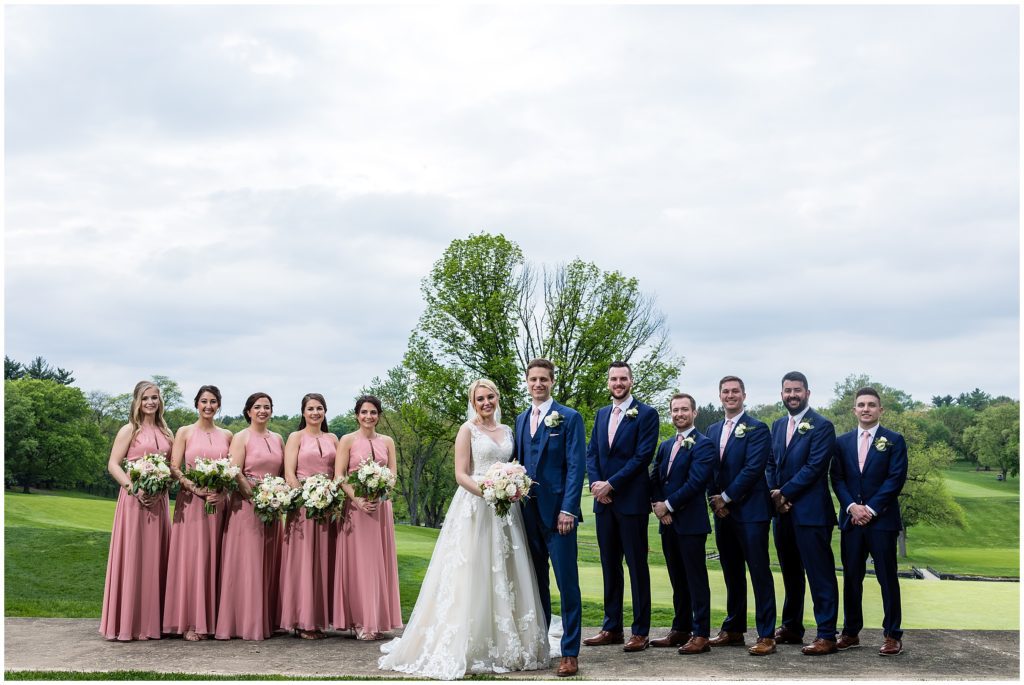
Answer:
[{"left": 466, "top": 378, "right": 502, "bottom": 424}]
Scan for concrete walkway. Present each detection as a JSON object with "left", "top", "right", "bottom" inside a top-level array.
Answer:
[{"left": 4, "top": 619, "right": 1019, "bottom": 680}]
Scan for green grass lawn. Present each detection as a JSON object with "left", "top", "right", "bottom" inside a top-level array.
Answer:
[{"left": 5, "top": 478, "right": 1019, "bottom": 629}]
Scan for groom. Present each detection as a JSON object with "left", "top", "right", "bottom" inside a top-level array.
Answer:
[{"left": 515, "top": 358, "right": 585, "bottom": 677}]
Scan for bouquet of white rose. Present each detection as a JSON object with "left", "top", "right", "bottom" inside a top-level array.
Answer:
[
  {"left": 300, "top": 473, "right": 344, "bottom": 522},
  {"left": 123, "top": 453, "right": 173, "bottom": 496},
  {"left": 347, "top": 457, "right": 397, "bottom": 501},
  {"left": 251, "top": 474, "right": 302, "bottom": 525},
  {"left": 183, "top": 457, "right": 241, "bottom": 514},
  {"left": 481, "top": 460, "right": 533, "bottom": 518}
]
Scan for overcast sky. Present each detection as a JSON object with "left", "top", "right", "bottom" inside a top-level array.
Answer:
[{"left": 5, "top": 5, "right": 1019, "bottom": 418}]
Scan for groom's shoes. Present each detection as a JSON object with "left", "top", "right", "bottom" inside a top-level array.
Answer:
[
  {"left": 650, "top": 631, "right": 690, "bottom": 648},
  {"left": 556, "top": 656, "right": 578, "bottom": 677},
  {"left": 678, "top": 636, "right": 711, "bottom": 655},
  {"left": 623, "top": 635, "right": 649, "bottom": 652},
  {"left": 583, "top": 630, "right": 624, "bottom": 646}
]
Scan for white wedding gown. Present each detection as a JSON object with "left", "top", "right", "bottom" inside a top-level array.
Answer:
[{"left": 378, "top": 422, "right": 553, "bottom": 680}]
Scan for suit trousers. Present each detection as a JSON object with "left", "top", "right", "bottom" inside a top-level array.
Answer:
[
  {"left": 661, "top": 531, "right": 710, "bottom": 637},
  {"left": 840, "top": 526, "right": 902, "bottom": 639},
  {"left": 522, "top": 498, "right": 582, "bottom": 657},
  {"left": 595, "top": 508, "right": 651, "bottom": 635},
  {"left": 713, "top": 516, "right": 776, "bottom": 638},
  {"left": 773, "top": 513, "right": 839, "bottom": 640}
]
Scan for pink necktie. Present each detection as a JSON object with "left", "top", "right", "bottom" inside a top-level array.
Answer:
[
  {"left": 858, "top": 430, "right": 870, "bottom": 471},
  {"left": 785, "top": 416, "right": 796, "bottom": 448},
  {"left": 667, "top": 434, "right": 684, "bottom": 475},
  {"left": 530, "top": 407, "right": 540, "bottom": 438},
  {"left": 719, "top": 419, "right": 733, "bottom": 460},
  {"left": 608, "top": 406, "right": 622, "bottom": 446}
]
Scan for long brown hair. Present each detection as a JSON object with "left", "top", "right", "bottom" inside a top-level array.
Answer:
[
  {"left": 297, "top": 393, "right": 329, "bottom": 432},
  {"left": 129, "top": 381, "right": 173, "bottom": 445}
]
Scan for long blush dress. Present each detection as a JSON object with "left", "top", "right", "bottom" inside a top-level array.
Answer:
[
  {"left": 100, "top": 425, "right": 173, "bottom": 641},
  {"left": 277, "top": 432, "right": 335, "bottom": 632},
  {"left": 214, "top": 430, "right": 285, "bottom": 640},
  {"left": 162, "top": 427, "right": 231, "bottom": 636},
  {"left": 338, "top": 436, "right": 403, "bottom": 636}
]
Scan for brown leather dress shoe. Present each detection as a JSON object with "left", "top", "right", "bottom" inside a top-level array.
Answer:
[
  {"left": 879, "top": 637, "right": 903, "bottom": 656},
  {"left": 557, "top": 656, "right": 579, "bottom": 676},
  {"left": 708, "top": 630, "right": 745, "bottom": 646},
  {"left": 623, "top": 634, "right": 649, "bottom": 652},
  {"left": 774, "top": 626, "right": 804, "bottom": 645},
  {"left": 801, "top": 638, "right": 838, "bottom": 655},
  {"left": 650, "top": 631, "right": 690, "bottom": 648},
  {"left": 583, "top": 630, "right": 624, "bottom": 646},
  {"left": 748, "top": 637, "right": 776, "bottom": 656},
  {"left": 836, "top": 634, "right": 861, "bottom": 650},
  {"left": 678, "top": 636, "right": 711, "bottom": 655}
]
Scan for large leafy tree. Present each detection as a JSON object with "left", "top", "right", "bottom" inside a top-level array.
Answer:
[
  {"left": 5, "top": 379, "right": 107, "bottom": 493},
  {"left": 963, "top": 402, "right": 1020, "bottom": 479},
  {"left": 5, "top": 355, "right": 75, "bottom": 385}
]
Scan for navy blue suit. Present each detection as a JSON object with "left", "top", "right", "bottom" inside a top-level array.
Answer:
[
  {"left": 650, "top": 430, "right": 716, "bottom": 637},
  {"left": 705, "top": 412, "right": 776, "bottom": 638},
  {"left": 515, "top": 401, "right": 585, "bottom": 657},
  {"left": 767, "top": 409, "right": 839, "bottom": 641},
  {"left": 586, "top": 398, "right": 658, "bottom": 636},
  {"left": 830, "top": 426, "right": 908, "bottom": 640}
]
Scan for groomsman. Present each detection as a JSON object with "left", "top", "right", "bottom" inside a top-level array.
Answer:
[
  {"left": 584, "top": 361, "right": 659, "bottom": 652},
  {"left": 830, "top": 387, "right": 908, "bottom": 656},
  {"left": 767, "top": 371, "right": 840, "bottom": 655},
  {"left": 649, "top": 393, "right": 716, "bottom": 655},
  {"left": 705, "top": 376, "right": 778, "bottom": 656}
]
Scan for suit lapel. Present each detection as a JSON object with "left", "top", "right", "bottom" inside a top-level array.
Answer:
[{"left": 609, "top": 399, "right": 634, "bottom": 451}]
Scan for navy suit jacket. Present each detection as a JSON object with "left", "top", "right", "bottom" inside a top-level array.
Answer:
[
  {"left": 586, "top": 399, "right": 659, "bottom": 516},
  {"left": 767, "top": 409, "right": 837, "bottom": 527},
  {"left": 705, "top": 412, "right": 772, "bottom": 523},
  {"left": 514, "top": 400, "right": 586, "bottom": 528},
  {"left": 830, "top": 426, "right": 908, "bottom": 532},
  {"left": 650, "top": 430, "right": 716, "bottom": 535}
]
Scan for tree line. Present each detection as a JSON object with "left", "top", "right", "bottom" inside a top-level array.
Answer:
[{"left": 4, "top": 233, "right": 1019, "bottom": 556}]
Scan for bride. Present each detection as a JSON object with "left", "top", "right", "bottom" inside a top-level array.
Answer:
[{"left": 378, "top": 379, "right": 552, "bottom": 680}]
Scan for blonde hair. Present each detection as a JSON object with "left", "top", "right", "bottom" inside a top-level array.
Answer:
[
  {"left": 467, "top": 378, "right": 502, "bottom": 424},
  {"left": 129, "top": 381, "right": 173, "bottom": 445}
]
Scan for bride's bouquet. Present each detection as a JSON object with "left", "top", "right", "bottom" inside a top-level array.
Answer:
[
  {"left": 481, "top": 460, "right": 533, "bottom": 517},
  {"left": 123, "top": 453, "right": 173, "bottom": 496},
  {"left": 347, "top": 457, "right": 397, "bottom": 501},
  {"left": 251, "top": 474, "right": 302, "bottom": 525},
  {"left": 183, "top": 457, "right": 241, "bottom": 514},
  {"left": 300, "top": 473, "right": 345, "bottom": 522}
]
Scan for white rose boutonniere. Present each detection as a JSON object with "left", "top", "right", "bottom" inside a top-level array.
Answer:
[
  {"left": 797, "top": 420, "right": 813, "bottom": 435},
  {"left": 874, "top": 436, "right": 890, "bottom": 452},
  {"left": 624, "top": 406, "right": 639, "bottom": 419},
  {"left": 734, "top": 423, "right": 757, "bottom": 438},
  {"left": 681, "top": 436, "right": 696, "bottom": 450},
  {"left": 544, "top": 411, "right": 563, "bottom": 428}
]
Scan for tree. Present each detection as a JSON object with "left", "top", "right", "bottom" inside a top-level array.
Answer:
[
  {"left": 931, "top": 394, "right": 955, "bottom": 407},
  {"left": 5, "top": 355, "right": 74, "bottom": 384},
  {"left": 328, "top": 414, "right": 358, "bottom": 438},
  {"left": 956, "top": 388, "right": 993, "bottom": 411},
  {"left": 5, "top": 356, "right": 25, "bottom": 380},
  {"left": 5, "top": 379, "right": 107, "bottom": 493},
  {"left": 692, "top": 402, "right": 724, "bottom": 434},
  {"left": 925, "top": 405, "right": 978, "bottom": 461},
  {"left": 963, "top": 402, "right": 1020, "bottom": 479}
]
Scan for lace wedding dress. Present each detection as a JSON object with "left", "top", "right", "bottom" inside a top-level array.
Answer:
[{"left": 378, "top": 422, "right": 550, "bottom": 680}]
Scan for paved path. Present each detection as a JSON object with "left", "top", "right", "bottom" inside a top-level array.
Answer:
[{"left": 5, "top": 619, "right": 1019, "bottom": 680}]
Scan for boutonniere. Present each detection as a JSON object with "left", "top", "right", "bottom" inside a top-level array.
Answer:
[
  {"left": 734, "top": 423, "right": 756, "bottom": 438},
  {"left": 544, "top": 411, "right": 563, "bottom": 428},
  {"left": 873, "top": 436, "right": 890, "bottom": 452},
  {"left": 681, "top": 436, "right": 696, "bottom": 450},
  {"left": 624, "top": 406, "right": 639, "bottom": 419},
  {"left": 797, "top": 420, "right": 813, "bottom": 435}
]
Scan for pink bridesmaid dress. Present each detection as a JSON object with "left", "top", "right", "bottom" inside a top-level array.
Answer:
[
  {"left": 277, "top": 433, "right": 335, "bottom": 633},
  {"left": 337, "top": 436, "right": 402, "bottom": 635},
  {"left": 100, "top": 425, "right": 172, "bottom": 640},
  {"left": 214, "top": 431, "right": 285, "bottom": 640},
  {"left": 162, "top": 427, "right": 231, "bottom": 636}
]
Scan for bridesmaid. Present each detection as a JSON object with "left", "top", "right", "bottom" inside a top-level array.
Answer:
[
  {"left": 163, "top": 385, "right": 233, "bottom": 641},
  {"left": 278, "top": 393, "right": 339, "bottom": 639},
  {"left": 215, "top": 392, "right": 285, "bottom": 640},
  {"left": 100, "top": 381, "right": 174, "bottom": 641},
  {"left": 335, "top": 395, "right": 403, "bottom": 640}
]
